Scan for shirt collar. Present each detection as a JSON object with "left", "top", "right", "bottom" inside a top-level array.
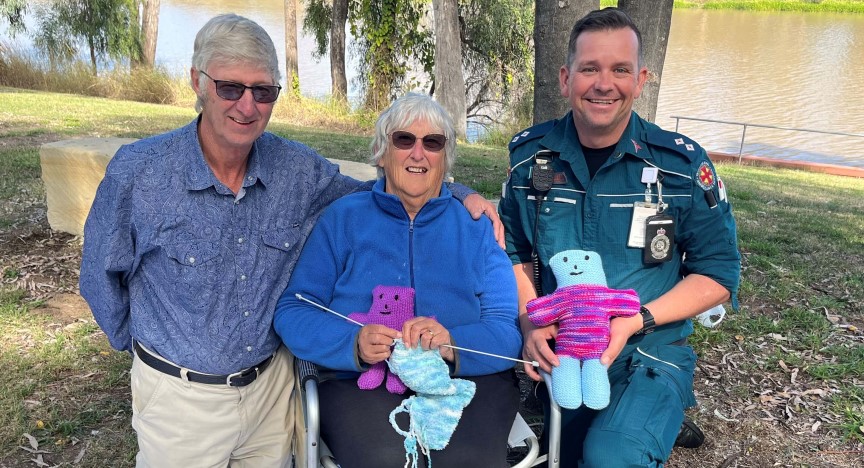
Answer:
[
  {"left": 542, "top": 111, "right": 652, "bottom": 161},
  {"left": 371, "top": 178, "right": 452, "bottom": 222},
  {"left": 182, "top": 116, "right": 268, "bottom": 192}
]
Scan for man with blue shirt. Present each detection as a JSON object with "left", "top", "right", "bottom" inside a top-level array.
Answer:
[
  {"left": 498, "top": 8, "right": 740, "bottom": 466},
  {"left": 79, "top": 14, "right": 499, "bottom": 468}
]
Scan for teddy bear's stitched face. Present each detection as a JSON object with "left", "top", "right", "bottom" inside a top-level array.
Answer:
[
  {"left": 549, "top": 250, "right": 608, "bottom": 288},
  {"left": 369, "top": 285, "right": 415, "bottom": 322}
]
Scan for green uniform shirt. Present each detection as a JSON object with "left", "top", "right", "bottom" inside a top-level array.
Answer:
[{"left": 499, "top": 111, "right": 741, "bottom": 348}]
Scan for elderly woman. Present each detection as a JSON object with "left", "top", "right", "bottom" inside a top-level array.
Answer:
[{"left": 274, "top": 93, "right": 521, "bottom": 466}]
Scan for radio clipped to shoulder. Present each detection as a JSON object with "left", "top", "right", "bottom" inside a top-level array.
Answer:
[{"left": 531, "top": 150, "right": 555, "bottom": 192}]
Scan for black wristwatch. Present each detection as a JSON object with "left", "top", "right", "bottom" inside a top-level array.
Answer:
[{"left": 637, "top": 305, "right": 656, "bottom": 335}]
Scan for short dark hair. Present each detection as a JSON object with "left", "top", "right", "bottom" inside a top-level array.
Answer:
[{"left": 566, "top": 7, "right": 643, "bottom": 68}]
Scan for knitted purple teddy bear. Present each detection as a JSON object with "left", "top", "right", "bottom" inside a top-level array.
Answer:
[
  {"left": 348, "top": 285, "right": 416, "bottom": 394},
  {"left": 526, "top": 250, "right": 640, "bottom": 409}
]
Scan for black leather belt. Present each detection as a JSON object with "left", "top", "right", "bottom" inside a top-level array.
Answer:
[{"left": 133, "top": 341, "right": 274, "bottom": 387}]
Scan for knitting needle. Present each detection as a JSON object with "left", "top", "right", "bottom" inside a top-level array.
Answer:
[
  {"left": 439, "top": 344, "right": 539, "bottom": 367},
  {"left": 295, "top": 293, "right": 539, "bottom": 367},
  {"left": 295, "top": 294, "right": 365, "bottom": 326}
]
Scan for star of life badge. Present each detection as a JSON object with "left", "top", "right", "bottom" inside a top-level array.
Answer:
[
  {"left": 696, "top": 161, "right": 716, "bottom": 190},
  {"left": 643, "top": 214, "right": 675, "bottom": 264}
]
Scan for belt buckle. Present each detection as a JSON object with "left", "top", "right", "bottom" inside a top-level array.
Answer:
[{"left": 226, "top": 366, "right": 258, "bottom": 387}]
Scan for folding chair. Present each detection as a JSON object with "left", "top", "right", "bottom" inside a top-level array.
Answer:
[{"left": 296, "top": 359, "right": 541, "bottom": 468}]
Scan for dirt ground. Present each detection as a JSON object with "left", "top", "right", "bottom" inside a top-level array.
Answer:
[{"left": 2, "top": 221, "right": 863, "bottom": 467}]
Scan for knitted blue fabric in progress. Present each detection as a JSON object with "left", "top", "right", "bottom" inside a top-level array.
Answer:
[{"left": 388, "top": 340, "right": 476, "bottom": 468}]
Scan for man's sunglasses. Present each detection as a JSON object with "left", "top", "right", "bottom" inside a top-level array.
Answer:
[
  {"left": 390, "top": 131, "right": 447, "bottom": 152},
  {"left": 199, "top": 70, "right": 281, "bottom": 104}
]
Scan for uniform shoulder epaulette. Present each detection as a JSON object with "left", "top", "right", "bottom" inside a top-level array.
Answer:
[
  {"left": 642, "top": 126, "right": 705, "bottom": 162},
  {"left": 508, "top": 119, "right": 557, "bottom": 153}
]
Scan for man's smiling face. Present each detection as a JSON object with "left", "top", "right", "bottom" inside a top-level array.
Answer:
[
  {"left": 559, "top": 27, "right": 647, "bottom": 148},
  {"left": 193, "top": 62, "right": 276, "bottom": 155}
]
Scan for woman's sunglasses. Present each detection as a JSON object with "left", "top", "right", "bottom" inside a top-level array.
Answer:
[
  {"left": 199, "top": 70, "right": 282, "bottom": 104},
  {"left": 390, "top": 131, "right": 447, "bottom": 152}
]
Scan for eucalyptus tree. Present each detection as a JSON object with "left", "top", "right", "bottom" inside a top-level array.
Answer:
[
  {"left": 619, "top": 0, "right": 673, "bottom": 122},
  {"left": 285, "top": 0, "right": 300, "bottom": 98},
  {"left": 31, "top": 0, "right": 142, "bottom": 74},
  {"left": 432, "top": 0, "right": 466, "bottom": 138},
  {"left": 532, "top": 0, "right": 596, "bottom": 124},
  {"left": 136, "top": 0, "right": 160, "bottom": 68}
]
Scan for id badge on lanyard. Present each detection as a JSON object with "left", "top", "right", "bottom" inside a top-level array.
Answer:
[{"left": 627, "top": 167, "right": 675, "bottom": 263}]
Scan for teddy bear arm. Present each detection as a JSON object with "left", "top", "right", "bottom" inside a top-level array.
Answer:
[{"left": 526, "top": 306, "right": 562, "bottom": 328}]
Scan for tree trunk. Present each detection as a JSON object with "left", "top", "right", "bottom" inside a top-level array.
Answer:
[
  {"left": 618, "top": 0, "right": 673, "bottom": 123},
  {"left": 533, "top": 0, "right": 596, "bottom": 124},
  {"left": 432, "top": 0, "right": 466, "bottom": 139},
  {"left": 140, "top": 0, "right": 160, "bottom": 68},
  {"left": 330, "top": 0, "right": 348, "bottom": 103},
  {"left": 284, "top": 0, "right": 300, "bottom": 98}
]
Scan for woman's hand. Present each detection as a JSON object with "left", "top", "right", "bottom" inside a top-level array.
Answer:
[
  {"left": 401, "top": 316, "right": 455, "bottom": 362},
  {"left": 357, "top": 324, "right": 401, "bottom": 365}
]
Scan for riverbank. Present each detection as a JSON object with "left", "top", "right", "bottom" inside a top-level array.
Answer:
[
  {"left": 709, "top": 151, "right": 864, "bottom": 178},
  {"left": 672, "top": 0, "right": 864, "bottom": 13}
]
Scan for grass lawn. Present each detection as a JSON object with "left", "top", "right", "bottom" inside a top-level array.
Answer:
[{"left": 1, "top": 88, "right": 863, "bottom": 466}]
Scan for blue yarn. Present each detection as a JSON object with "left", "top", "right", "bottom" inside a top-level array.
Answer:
[{"left": 387, "top": 340, "right": 476, "bottom": 468}]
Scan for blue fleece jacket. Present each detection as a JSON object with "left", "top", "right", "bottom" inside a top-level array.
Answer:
[{"left": 274, "top": 179, "right": 521, "bottom": 376}]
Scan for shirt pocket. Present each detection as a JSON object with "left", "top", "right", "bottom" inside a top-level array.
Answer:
[
  {"left": 163, "top": 241, "right": 221, "bottom": 267},
  {"left": 261, "top": 229, "right": 300, "bottom": 253}
]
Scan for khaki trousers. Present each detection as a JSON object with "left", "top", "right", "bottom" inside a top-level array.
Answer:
[{"left": 131, "top": 346, "right": 301, "bottom": 468}]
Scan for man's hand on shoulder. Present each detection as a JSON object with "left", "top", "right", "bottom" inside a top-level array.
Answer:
[{"left": 464, "top": 193, "right": 505, "bottom": 249}]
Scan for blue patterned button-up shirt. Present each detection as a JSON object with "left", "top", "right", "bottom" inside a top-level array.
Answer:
[{"left": 79, "top": 118, "right": 369, "bottom": 374}]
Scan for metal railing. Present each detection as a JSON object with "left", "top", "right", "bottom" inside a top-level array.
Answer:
[{"left": 670, "top": 115, "right": 864, "bottom": 162}]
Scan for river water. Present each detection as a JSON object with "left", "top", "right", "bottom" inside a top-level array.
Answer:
[{"left": 3, "top": 2, "right": 864, "bottom": 167}]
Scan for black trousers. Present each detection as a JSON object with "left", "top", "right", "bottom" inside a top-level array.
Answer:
[{"left": 319, "top": 369, "right": 520, "bottom": 468}]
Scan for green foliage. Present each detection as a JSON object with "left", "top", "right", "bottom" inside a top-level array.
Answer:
[
  {"left": 459, "top": 0, "right": 534, "bottom": 125},
  {"left": 302, "top": 0, "right": 332, "bottom": 59},
  {"left": 349, "top": 0, "right": 434, "bottom": 110},
  {"left": 0, "top": 0, "right": 27, "bottom": 36},
  {"left": 30, "top": 0, "right": 142, "bottom": 75}
]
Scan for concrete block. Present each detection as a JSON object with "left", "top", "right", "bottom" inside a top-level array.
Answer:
[{"left": 40, "top": 138, "right": 136, "bottom": 236}]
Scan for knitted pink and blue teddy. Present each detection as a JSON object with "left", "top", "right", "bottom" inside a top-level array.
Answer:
[
  {"left": 348, "top": 285, "right": 415, "bottom": 394},
  {"left": 526, "top": 250, "right": 641, "bottom": 409}
]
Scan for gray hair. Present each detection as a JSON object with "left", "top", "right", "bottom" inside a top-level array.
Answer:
[
  {"left": 369, "top": 93, "right": 457, "bottom": 178},
  {"left": 191, "top": 14, "right": 281, "bottom": 113}
]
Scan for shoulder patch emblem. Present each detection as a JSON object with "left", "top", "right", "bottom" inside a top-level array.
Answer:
[{"left": 697, "top": 161, "right": 716, "bottom": 190}]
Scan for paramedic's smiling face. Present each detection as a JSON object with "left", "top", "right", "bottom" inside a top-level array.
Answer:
[{"left": 560, "top": 28, "right": 648, "bottom": 148}]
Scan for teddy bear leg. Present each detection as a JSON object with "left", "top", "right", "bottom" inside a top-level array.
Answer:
[
  {"left": 385, "top": 373, "right": 408, "bottom": 394},
  {"left": 581, "top": 358, "right": 611, "bottom": 409},
  {"left": 357, "top": 362, "right": 386, "bottom": 390},
  {"left": 551, "top": 356, "right": 583, "bottom": 410}
]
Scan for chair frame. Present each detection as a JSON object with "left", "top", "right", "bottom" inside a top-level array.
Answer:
[{"left": 295, "top": 359, "right": 543, "bottom": 468}]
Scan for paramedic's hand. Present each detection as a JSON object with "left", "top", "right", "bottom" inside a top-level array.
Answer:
[
  {"left": 601, "top": 314, "right": 643, "bottom": 366},
  {"left": 464, "top": 193, "right": 505, "bottom": 249},
  {"left": 402, "top": 316, "right": 455, "bottom": 362},
  {"left": 520, "top": 315, "right": 559, "bottom": 381},
  {"left": 357, "top": 324, "right": 400, "bottom": 366}
]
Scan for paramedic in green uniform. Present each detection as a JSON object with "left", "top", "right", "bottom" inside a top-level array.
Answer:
[{"left": 498, "top": 8, "right": 740, "bottom": 466}]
